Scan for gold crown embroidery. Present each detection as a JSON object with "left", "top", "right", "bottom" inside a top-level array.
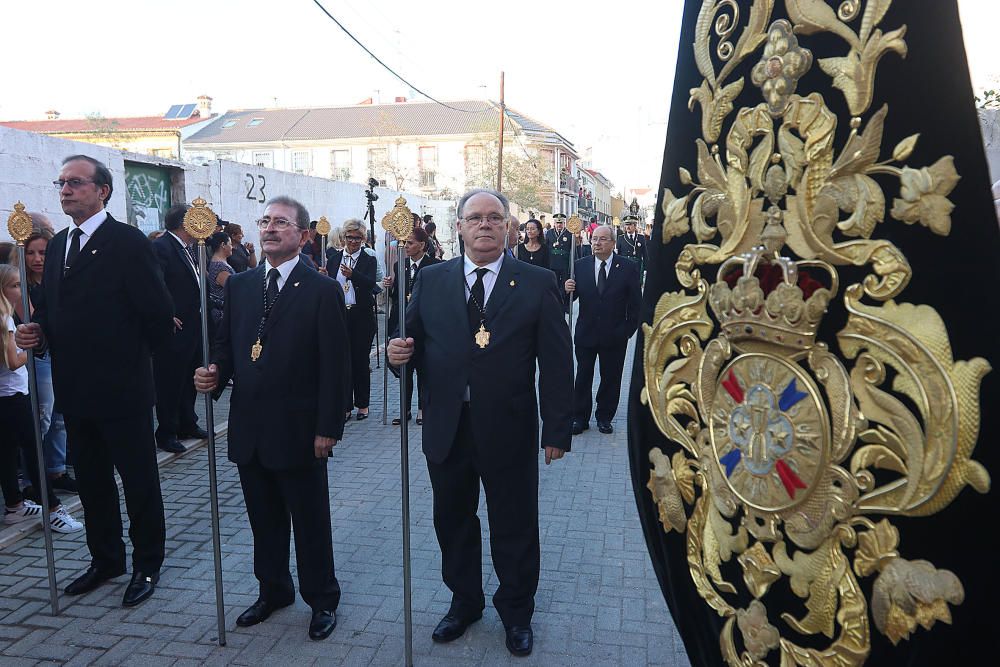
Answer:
[{"left": 641, "top": 2, "right": 990, "bottom": 665}]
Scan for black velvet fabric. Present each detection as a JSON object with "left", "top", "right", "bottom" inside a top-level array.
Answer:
[{"left": 627, "top": 2, "right": 1000, "bottom": 665}]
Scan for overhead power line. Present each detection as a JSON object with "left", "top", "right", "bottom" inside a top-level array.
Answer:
[{"left": 311, "top": 0, "right": 478, "bottom": 114}]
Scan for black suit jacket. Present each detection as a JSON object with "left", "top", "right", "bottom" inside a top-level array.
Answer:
[
  {"left": 34, "top": 213, "right": 174, "bottom": 418},
  {"left": 386, "top": 254, "right": 441, "bottom": 334},
  {"left": 326, "top": 248, "right": 377, "bottom": 312},
  {"left": 152, "top": 232, "right": 200, "bottom": 326},
  {"left": 615, "top": 232, "right": 647, "bottom": 263},
  {"left": 213, "top": 260, "right": 348, "bottom": 470},
  {"left": 571, "top": 254, "right": 642, "bottom": 348},
  {"left": 402, "top": 255, "right": 573, "bottom": 468}
]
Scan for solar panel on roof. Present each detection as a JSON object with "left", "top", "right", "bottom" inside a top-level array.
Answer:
[
  {"left": 177, "top": 103, "right": 197, "bottom": 119},
  {"left": 164, "top": 104, "right": 183, "bottom": 119}
]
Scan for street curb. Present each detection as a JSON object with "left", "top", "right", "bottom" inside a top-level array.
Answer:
[{"left": 0, "top": 423, "right": 228, "bottom": 552}]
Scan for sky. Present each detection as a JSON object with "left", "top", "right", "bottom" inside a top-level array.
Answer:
[{"left": 1, "top": 1, "right": 997, "bottom": 193}]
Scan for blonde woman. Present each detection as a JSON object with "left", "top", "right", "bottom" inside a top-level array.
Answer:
[{"left": 0, "top": 266, "right": 82, "bottom": 532}]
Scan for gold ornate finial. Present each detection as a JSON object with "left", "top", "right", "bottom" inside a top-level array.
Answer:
[
  {"left": 315, "top": 215, "right": 331, "bottom": 237},
  {"left": 381, "top": 195, "right": 413, "bottom": 240},
  {"left": 566, "top": 214, "right": 583, "bottom": 235},
  {"left": 6, "top": 202, "right": 34, "bottom": 244},
  {"left": 183, "top": 196, "right": 218, "bottom": 243}
]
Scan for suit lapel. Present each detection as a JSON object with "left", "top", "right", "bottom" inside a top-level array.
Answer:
[
  {"left": 262, "top": 261, "right": 308, "bottom": 337},
  {"left": 175, "top": 238, "right": 199, "bottom": 283},
  {"left": 485, "top": 255, "right": 519, "bottom": 323},
  {"left": 64, "top": 216, "right": 114, "bottom": 279}
]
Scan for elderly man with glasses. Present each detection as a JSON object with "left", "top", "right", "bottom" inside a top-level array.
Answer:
[
  {"left": 194, "top": 195, "right": 349, "bottom": 640},
  {"left": 387, "top": 188, "right": 573, "bottom": 657}
]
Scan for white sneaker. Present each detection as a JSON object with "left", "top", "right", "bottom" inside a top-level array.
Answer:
[
  {"left": 4, "top": 499, "right": 43, "bottom": 525},
  {"left": 49, "top": 506, "right": 84, "bottom": 533}
]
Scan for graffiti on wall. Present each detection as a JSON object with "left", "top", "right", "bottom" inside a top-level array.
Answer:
[{"left": 124, "top": 163, "right": 172, "bottom": 234}]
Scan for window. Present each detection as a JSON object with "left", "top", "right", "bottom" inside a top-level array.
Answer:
[
  {"left": 464, "top": 144, "right": 487, "bottom": 185},
  {"left": 418, "top": 146, "right": 437, "bottom": 188},
  {"left": 292, "top": 150, "right": 312, "bottom": 175},
  {"left": 222, "top": 120, "right": 237, "bottom": 128},
  {"left": 248, "top": 118, "right": 264, "bottom": 127},
  {"left": 367, "top": 147, "right": 388, "bottom": 181},
  {"left": 214, "top": 151, "right": 233, "bottom": 161},
  {"left": 151, "top": 148, "right": 173, "bottom": 158},
  {"left": 252, "top": 151, "right": 273, "bottom": 169},
  {"left": 330, "top": 149, "right": 351, "bottom": 181}
]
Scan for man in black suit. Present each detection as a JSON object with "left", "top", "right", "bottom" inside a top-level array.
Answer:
[
  {"left": 326, "top": 219, "right": 377, "bottom": 420},
  {"left": 615, "top": 214, "right": 647, "bottom": 276},
  {"left": 194, "top": 195, "right": 347, "bottom": 641},
  {"left": 382, "top": 227, "right": 440, "bottom": 425},
  {"left": 16, "top": 155, "right": 174, "bottom": 607},
  {"left": 387, "top": 188, "right": 573, "bottom": 657},
  {"left": 545, "top": 213, "right": 573, "bottom": 310},
  {"left": 151, "top": 204, "right": 208, "bottom": 454},
  {"left": 565, "top": 225, "right": 642, "bottom": 435}
]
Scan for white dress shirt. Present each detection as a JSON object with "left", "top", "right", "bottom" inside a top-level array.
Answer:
[
  {"left": 64, "top": 209, "right": 107, "bottom": 264},
  {"left": 336, "top": 249, "right": 362, "bottom": 306},
  {"left": 594, "top": 252, "right": 616, "bottom": 284},
  {"left": 463, "top": 252, "right": 504, "bottom": 305},
  {"left": 263, "top": 255, "right": 300, "bottom": 292}
]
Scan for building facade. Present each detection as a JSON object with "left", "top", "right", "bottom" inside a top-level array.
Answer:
[{"left": 184, "top": 99, "right": 582, "bottom": 216}]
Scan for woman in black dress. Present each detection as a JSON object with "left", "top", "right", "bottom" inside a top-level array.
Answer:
[{"left": 516, "top": 219, "right": 550, "bottom": 270}]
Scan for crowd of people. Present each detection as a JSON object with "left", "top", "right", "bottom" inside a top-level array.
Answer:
[{"left": 1, "top": 154, "right": 650, "bottom": 655}]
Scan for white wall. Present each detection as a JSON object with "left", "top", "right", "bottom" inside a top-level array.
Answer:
[{"left": 1, "top": 126, "right": 443, "bottom": 267}]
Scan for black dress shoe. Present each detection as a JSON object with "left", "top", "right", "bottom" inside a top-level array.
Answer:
[
  {"left": 64, "top": 566, "right": 125, "bottom": 596},
  {"left": 432, "top": 612, "right": 482, "bottom": 643},
  {"left": 122, "top": 570, "right": 159, "bottom": 607},
  {"left": 505, "top": 625, "right": 533, "bottom": 656},
  {"left": 236, "top": 598, "right": 293, "bottom": 627},
  {"left": 571, "top": 420, "right": 589, "bottom": 436},
  {"left": 156, "top": 437, "right": 186, "bottom": 454},
  {"left": 355, "top": 412, "right": 369, "bottom": 421},
  {"left": 597, "top": 421, "right": 614, "bottom": 434},
  {"left": 177, "top": 426, "right": 210, "bottom": 440},
  {"left": 308, "top": 609, "right": 337, "bottom": 640}
]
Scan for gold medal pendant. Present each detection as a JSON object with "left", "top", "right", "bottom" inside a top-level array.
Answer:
[
  {"left": 251, "top": 338, "right": 262, "bottom": 362},
  {"left": 344, "top": 281, "right": 351, "bottom": 293},
  {"left": 475, "top": 324, "right": 490, "bottom": 349}
]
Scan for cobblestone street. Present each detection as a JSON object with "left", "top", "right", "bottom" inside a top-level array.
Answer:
[{"left": 0, "top": 332, "right": 689, "bottom": 666}]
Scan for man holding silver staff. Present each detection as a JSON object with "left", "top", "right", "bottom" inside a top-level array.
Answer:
[
  {"left": 194, "top": 195, "right": 347, "bottom": 641},
  {"left": 16, "top": 155, "right": 174, "bottom": 607},
  {"left": 387, "top": 188, "right": 573, "bottom": 657}
]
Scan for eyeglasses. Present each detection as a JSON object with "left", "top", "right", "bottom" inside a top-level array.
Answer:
[
  {"left": 463, "top": 213, "right": 506, "bottom": 226},
  {"left": 344, "top": 235, "right": 365, "bottom": 242},
  {"left": 53, "top": 178, "right": 96, "bottom": 189},
  {"left": 256, "top": 217, "right": 297, "bottom": 230}
]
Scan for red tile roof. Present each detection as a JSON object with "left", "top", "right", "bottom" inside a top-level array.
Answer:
[{"left": 0, "top": 114, "right": 212, "bottom": 133}]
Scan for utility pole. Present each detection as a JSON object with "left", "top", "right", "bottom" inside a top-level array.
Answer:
[{"left": 497, "top": 71, "right": 505, "bottom": 192}]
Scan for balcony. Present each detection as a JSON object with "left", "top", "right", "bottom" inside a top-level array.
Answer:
[
  {"left": 419, "top": 170, "right": 436, "bottom": 188},
  {"left": 331, "top": 167, "right": 351, "bottom": 182},
  {"left": 559, "top": 174, "right": 577, "bottom": 192}
]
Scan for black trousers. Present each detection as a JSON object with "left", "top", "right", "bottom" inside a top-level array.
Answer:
[
  {"left": 152, "top": 325, "right": 200, "bottom": 441},
  {"left": 64, "top": 412, "right": 165, "bottom": 574},
  {"left": 237, "top": 458, "right": 341, "bottom": 611},
  {"left": 401, "top": 364, "right": 425, "bottom": 416},
  {"left": 573, "top": 341, "right": 628, "bottom": 423},
  {"left": 0, "top": 393, "right": 59, "bottom": 508},
  {"left": 345, "top": 306, "right": 375, "bottom": 410},
  {"left": 426, "top": 404, "right": 539, "bottom": 628}
]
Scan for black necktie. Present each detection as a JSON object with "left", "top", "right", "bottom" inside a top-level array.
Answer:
[
  {"left": 265, "top": 268, "right": 280, "bottom": 309},
  {"left": 468, "top": 268, "right": 488, "bottom": 332},
  {"left": 598, "top": 260, "right": 607, "bottom": 295},
  {"left": 65, "top": 228, "right": 82, "bottom": 274}
]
